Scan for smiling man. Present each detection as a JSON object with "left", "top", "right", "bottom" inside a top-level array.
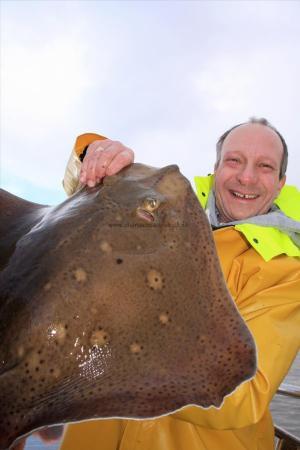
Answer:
[
  {"left": 214, "top": 120, "right": 286, "bottom": 222},
  {"left": 53, "top": 118, "right": 300, "bottom": 450}
]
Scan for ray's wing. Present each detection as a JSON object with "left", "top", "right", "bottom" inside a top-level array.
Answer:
[{"left": 0, "top": 189, "right": 46, "bottom": 271}]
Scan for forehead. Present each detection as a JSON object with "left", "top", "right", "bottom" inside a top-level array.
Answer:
[{"left": 221, "top": 123, "right": 284, "bottom": 162}]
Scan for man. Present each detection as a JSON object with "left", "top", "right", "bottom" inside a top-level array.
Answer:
[{"left": 59, "top": 118, "right": 300, "bottom": 450}]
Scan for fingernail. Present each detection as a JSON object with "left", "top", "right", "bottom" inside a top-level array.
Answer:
[{"left": 88, "top": 180, "right": 95, "bottom": 187}]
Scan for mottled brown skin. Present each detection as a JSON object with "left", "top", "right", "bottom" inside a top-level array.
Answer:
[{"left": 0, "top": 164, "right": 256, "bottom": 449}]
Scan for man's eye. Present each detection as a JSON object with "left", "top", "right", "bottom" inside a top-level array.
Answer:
[
  {"left": 227, "top": 158, "right": 240, "bottom": 163},
  {"left": 260, "top": 163, "right": 273, "bottom": 169}
]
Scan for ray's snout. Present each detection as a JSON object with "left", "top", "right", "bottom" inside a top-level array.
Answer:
[{"left": 160, "top": 164, "right": 180, "bottom": 174}]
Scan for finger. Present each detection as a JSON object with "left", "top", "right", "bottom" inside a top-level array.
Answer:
[
  {"left": 80, "top": 147, "right": 104, "bottom": 185},
  {"left": 106, "top": 148, "right": 134, "bottom": 175},
  {"left": 85, "top": 141, "right": 118, "bottom": 186},
  {"left": 93, "top": 147, "right": 122, "bottom": 181},
  {"left": 80, "top": 140, "right": 134, "bottom": 185},
  {"left": 85, "top": 145, "right": 109, "bottom": 187},
  {"left": 85, "top": 155, "right": 99, "bottom": 187},
  {"left": 80, "top": 140, "right": 110, "bottom": 184},
  {"left": 80, "top": 151, "right": 92, "bottom": 184},
  {"left": 80, "top": 168, "right": 87, "bottom": 184}
]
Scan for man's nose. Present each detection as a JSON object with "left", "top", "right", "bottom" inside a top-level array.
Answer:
[{"left": 237, "top": 163, "right": 258, "bottom": 185}]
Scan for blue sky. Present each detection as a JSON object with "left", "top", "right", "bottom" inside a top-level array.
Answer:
[{"left": 1, "top": 0, "right": 300, "bottom": 205}]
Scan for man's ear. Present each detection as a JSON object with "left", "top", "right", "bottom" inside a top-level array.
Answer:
[{"left": 278, "top": 175, "right": 286, "bottom": 193}]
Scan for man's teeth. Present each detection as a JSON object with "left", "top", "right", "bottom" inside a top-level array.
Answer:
[{"left": 232, "top": 191, "right": 258, "bottom": 199}]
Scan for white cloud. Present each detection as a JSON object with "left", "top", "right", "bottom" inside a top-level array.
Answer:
[
  {"left": 1, "top": 1, "right": 300, "bottom": 197},
  {"left": 192, "top": 48, "right": 299, "bottom": 117},
  {"left": 1, "top": 4, "right": 113, "bottom": 190},
  {"left": 2, "top": 38, "right": 92, "bottom": 134}
]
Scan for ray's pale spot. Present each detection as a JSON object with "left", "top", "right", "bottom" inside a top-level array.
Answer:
[
  {"left": 146, "top": 269, "right": 164, "bottom": 290},
  {"left": 52, "top": 368, "right": 61, "bottom": 379},
  {"left": 115, "top": 213, "right": 122, "bottom": 221},
  {"left": 158, "top": 367, "right": 168, "bottom": 376},
  {"left": 28, "top": 352, "right": 40, "bottom": 369},
  {"left": 56, "top": 324, "right": 67, "bottom": 344},
  {"left": 166, "top": 241, "right": 177, "bottom": 250},
  {"left": 43, "top": 282, "right": 52, "bottom": 291},
  {"left": 99, "top": 241, "right": 112, "bottom": 253},
  {"left": 167, "top": 215, "right": 180, "bottom": 226},
  {"left": 159, "top": 313, "right": 170, "bottom": 325},
  {"left": 157, "top": 171, "right": 186, "bottom": 197},
  {"left": 198, "top": 335, "right": 207, "bottom": 344},
  {"left": 17, "top": 346, "right": 25, "bottom": 358},
  {"left": 130, "top": 342, "right": 143, "bottom": 354},
  {"left": 48, "top": 323, "right": 67, "bottom": 345},
  {"left": 90, "top": 330, "right": 109, "bottom": 347},
  {"left": 74, "top": 268, "right": 87, "bottom": 283}
]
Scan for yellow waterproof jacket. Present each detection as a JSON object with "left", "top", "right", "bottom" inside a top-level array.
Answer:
[{"left": 60, "top": 134, "right": 300, "bottom": 450}]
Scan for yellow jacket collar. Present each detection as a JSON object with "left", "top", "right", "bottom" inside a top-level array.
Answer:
[{"left": 194, "top": 175, "right": 300, "bottom": 261}]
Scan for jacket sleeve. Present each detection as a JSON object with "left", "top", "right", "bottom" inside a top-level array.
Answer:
[
  {"left": 172, "top": 255, "right": 300, "bottom": 430},
  {"left": 62, "top": 133, "right": 107, "bottom": 196}
]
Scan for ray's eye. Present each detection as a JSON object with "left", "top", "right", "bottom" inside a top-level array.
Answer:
[
  {"left": 143, "top": 197, "right": 158, "bottom": 212},
  {"left": 136, "top": 197, "right": 159, "bottom": 222}
]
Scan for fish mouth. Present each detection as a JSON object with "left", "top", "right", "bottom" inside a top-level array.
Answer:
[{"left": 230, "top": 190, "right": 259, "bottom": 200}]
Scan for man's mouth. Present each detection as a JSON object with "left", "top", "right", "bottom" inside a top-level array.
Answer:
[{"left": 230, "top": 190, "right": 259, "bottom": 200}]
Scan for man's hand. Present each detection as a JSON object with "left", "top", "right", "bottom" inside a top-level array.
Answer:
[{"left": 80, "top": 139, "right": 135, "bottom": 187}]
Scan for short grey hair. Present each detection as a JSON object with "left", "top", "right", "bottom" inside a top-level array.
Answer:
[{"left": 215, "top": 117, "right": 288, "bottom": 179}]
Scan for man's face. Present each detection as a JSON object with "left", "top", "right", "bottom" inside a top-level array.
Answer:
[{"left": 214, "top": 123, "right": 286, "bottom": 222}]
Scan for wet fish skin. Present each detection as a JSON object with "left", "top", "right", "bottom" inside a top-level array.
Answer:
[{"left": 0, "top": 163, "right": 256, "bottom": 449}]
